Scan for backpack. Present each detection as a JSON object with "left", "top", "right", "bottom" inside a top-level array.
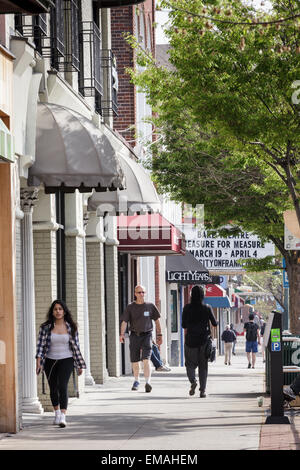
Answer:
[{"left": 246, "top": 322, "right": 258, "bottom": 342}]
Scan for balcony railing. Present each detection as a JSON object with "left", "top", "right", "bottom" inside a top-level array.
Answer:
[
  {"left": 28, "top": 0, "right": 80, "bottom": 72},
  {"left": 79, "top": 21, "right": 103, "bottom": 98},
  {"left": 101, "top": 49, "right": 118, "bottom": 117},
  {"left": 39, "top": 0, "right": 65, "bottom": 65},
  {"left": 53, "top": 0, "right": 80, "bottom": 72},
  {"left": 15, "top": 13, "right": 47, "bottom": 53},
  {"left": 0, "top": 0, "right": 54, "bottom": 14},
  {"left": 94, "top": 0, "right": 145, "bottom": 7}
]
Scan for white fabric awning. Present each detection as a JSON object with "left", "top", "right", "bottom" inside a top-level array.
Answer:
[
  {"left": 28, "top": 102, "right": 125, "bottom": 193},
  {"left": 88, "top": 152, "right": 161, "bottom": 215}
]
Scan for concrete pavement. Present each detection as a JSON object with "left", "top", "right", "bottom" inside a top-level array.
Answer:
[
  {"left": 0, "top": 338, "right": 268, "bottom": 451},
  {"left": 1, "top": 337, "right": 300, "bottom": 452}
]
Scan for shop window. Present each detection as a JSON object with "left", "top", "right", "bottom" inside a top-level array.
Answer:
[{"left": 171, "top": 289, "right": 178, "bottom": 333}]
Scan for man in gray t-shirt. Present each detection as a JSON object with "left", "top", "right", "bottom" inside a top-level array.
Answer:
[{"left": 120, "top": 285, "right": 162, "bottom": 393}]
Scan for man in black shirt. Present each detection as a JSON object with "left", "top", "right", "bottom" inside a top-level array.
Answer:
[{"left": 244, "top": 313, "right": 261, "bottom": 369}]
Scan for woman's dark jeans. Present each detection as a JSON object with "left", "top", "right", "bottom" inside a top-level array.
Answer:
[
  {"left": 184, "top": 343, "right": 208, "bottom": 392},
  {"left": 44, "top": 357, "right": 74, "bottom": 409}
]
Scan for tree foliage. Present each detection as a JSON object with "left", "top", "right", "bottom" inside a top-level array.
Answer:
[
  {"left": 128, "top": 0, "right": 300, "bottom": 260},
  {"left": 127, "top": 0, "right": 300, "bottom": 331}
]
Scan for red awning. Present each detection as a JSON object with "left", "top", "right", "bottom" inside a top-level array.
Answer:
[
  {"left": 205, "top": 284, "right": 227, "bottom": 297},
  {"left": 117, "top": 213, "right": 185, "bottom": 256}
]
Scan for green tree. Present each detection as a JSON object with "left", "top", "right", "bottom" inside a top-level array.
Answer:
[{"left": 128, "top": 0, "right": 300, "bottom": 332}]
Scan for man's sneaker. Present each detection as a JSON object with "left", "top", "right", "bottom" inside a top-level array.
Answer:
[
  {"left": 189, "top": 381, "right": 197, "bottom": 396},
  {"left": 131, "top": 380, "right": 140, "bottom": 391},
  {"left": 145, "top": 383, "right": 152, "bottom": 393},
  {"left": 59, "top": 413, "right": 67, "bottom": 428},
  {"left": 156, "top": 365, "right": 171, "bottom": 372},
  {"left": 53, "top": 410, "right": 61, "bottom": 425},
  {"left": 283, "top": 386, "right": 296, "bottom": 402}
]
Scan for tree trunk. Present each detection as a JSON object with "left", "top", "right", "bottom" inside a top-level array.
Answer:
[{"left": 286, "top": 255, "right": 300, "bottom": 335}]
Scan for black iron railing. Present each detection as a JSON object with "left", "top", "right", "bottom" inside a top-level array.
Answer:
[
  {"left": 101, "top": 49, "right": 118, "bottom": 117},
  {"left": 0, "top": 0, "right": 54, "bottom": 14},
  {"left": 15, "top": 13, "right": 47, "bottom": 54},
  {"left": 56, "top": 0, "right": 80, "bottom": 72},
  {"left": 79, "top": 21, "right": 103, "bottom": 98}
]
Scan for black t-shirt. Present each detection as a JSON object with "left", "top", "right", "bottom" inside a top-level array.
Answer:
[
  {"left": 244, "top": 321, "right": 259, "bottom": 341},
  {"left": 121, "top": 302, "right": 160, "bottom": 333},
  {"left": 182, "top": 303, "right": 218, "bottom": 347}
]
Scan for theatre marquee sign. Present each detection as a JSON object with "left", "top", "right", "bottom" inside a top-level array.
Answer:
[{"left": 184, "top": 228, "right": 275, "bottom": 271}]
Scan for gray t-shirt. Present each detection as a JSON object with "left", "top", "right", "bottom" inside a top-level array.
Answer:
[
  {"left": 47, "top": 333, "right": 73, "bottom": 360},
  {"left": 122, "top": 302, "right": 160, "bottom": 334}
]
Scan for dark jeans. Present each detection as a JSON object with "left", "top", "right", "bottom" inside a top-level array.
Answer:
[
  {"left": 151, "top": 343, "right": 163, "bottom": 369},
  {"left": 184, "top": 343, "right": 208, "bottom": 392},
  {"left": 44, "top": 357, "right": 74, "bottom": 409},
  {"left": 291, "top": 374, "right": 300, "bottom": 395}
]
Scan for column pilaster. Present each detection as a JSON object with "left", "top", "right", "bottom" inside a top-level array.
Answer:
[{"left": 20, "top": 188, "right": 43, "bottom": 414}]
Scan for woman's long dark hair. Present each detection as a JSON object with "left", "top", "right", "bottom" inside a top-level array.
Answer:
[
  {"left": 42, "top": 299, "right": 78, "bottom": 337},
  {"left": 189, "top": 285, "right": 205, "bottom": 323}
]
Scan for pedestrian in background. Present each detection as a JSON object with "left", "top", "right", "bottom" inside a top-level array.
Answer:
[
  {"left": 151, "top": 341, "right": 171, "bottom": 372},
  {"left": 230, "top": 323, "right": 238, "bottom": 355},
  {"left": 244, "top": 313, "right": 261, "bottom": 369},
  {"left": 222, "top": 325, "right": 236, "bottom": 365},
  {"left": 182, "top": 285, "right": 218, "bottom": 398},
  {"left": 36, "top": 300, "right": 86, "bottom": 428},
  {"left": 120, "top": 285, "right": 163, "bottom": 393}
]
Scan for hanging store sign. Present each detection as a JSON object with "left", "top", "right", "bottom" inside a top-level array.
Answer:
[
  {"left": 183, "top": 228, "right": 275, "bottom": 271},
  {"left": 166, "top": 271, "right": 222, "bottom": 285}
]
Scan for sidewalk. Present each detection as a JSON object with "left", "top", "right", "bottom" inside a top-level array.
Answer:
[{"left": 0, "top": 338, "right": 299, "bottom": 451}]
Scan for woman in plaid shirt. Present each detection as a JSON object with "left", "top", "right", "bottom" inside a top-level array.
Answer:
[{"left": 36, "top": 300, "right": 86, "bottom": 427}]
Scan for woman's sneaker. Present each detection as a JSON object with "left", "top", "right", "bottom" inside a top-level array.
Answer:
[
  {"left": 131, "top": 380, "right": 140, "bottom": 391},
  {"left": 53, "top": 410, "right": 61, "bottom": 425},
  {"left": 59, "top": 413, "right": 67, "bottom": 428},
  {"left": 145, "top": 383, "right": 152, "bottom": 393}
]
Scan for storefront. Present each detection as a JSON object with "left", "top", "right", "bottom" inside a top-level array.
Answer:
[
  {"left": 204, "top": 284, "right": 232, "bottom": 354},
  {"left": 116, "top": 213, "right": 185, "bottom": 372},
  {"left": 165, "top": 251, "right": 223, "bottom": 366}
]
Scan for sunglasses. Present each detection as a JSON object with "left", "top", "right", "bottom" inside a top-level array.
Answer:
[{"left": 136, "top": 291, "right": 146, "bottom": 294}]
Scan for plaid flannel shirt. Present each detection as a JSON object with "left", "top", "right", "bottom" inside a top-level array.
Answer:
[{"left": 35, "top": 322, "right": 86, "bottom": 370}]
